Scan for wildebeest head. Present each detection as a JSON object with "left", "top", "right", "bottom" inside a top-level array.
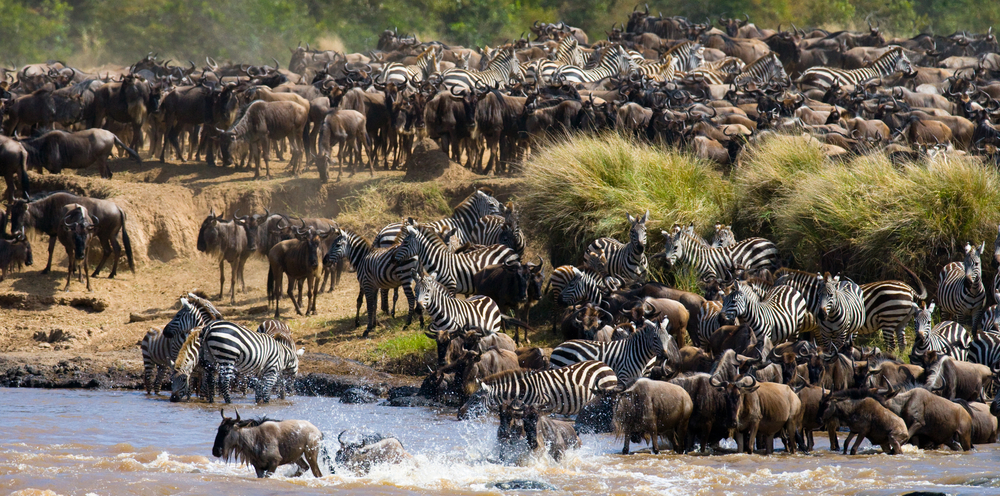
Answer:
[
  {"left": 295, "top": 226, "right": 331, "bottom": 270},
  {"left": 62, "top": 205, "right": 96, "bottom": 260},
  {"left": 10, "top": 227, "right": 32, "bottom": 267},
  {"left": 497, "top": 398, "right": 528, "bottom": 444},
  {"left": 525, "top": 255, "right": 544, "bottom": 302},
  {"left": 710, "top": 374, "right": 758, "bottom": 429},
  {"left": 212, "top": 408, "right": 242, "bottom": 458},
  {"left": 197, "top": 209, "right": 227, "bottom": 253},
  {"left": 5, "top": 198, "right": 31, "bottom": 235}
]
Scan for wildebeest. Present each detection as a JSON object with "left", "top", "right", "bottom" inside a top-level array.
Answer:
[
  {"left": 497, "top": 399, "right": 581, "bottom": 464},
  {"left": 613, "top": 378, "right": 693, "bottom": 454},
  {"left": 335, "top": 431, "right": 412, "bottom": 475},
  {"left": 920, "top": 350, "right": 990, "bottom": 401},
  {"left": 0, "top": 134, "right": 30, "bottom": 202},
  {"left": 6, "top": 192, "right": 134, "bottom": 278},
  {"left": 197, "top": 209, "right": 251, "bottom": 304},
  {"left": 268, "top": 226, "right": 331, "bottom": 317},
  {"left": 314, "top": 108, "right": 373, "bottom": 182},
  {"left": 19, "top": 129, "right": 140, "bottom": 179},
  {"left": 56, "top": 203, "right": 96, "bottom": 291},
  {"left": 218, "top": 100, "right": 308, "bottom": 178},
  {"left": 0, "top": 227, "right": 32, "bottom": 281},
  {"left": 88, "top": 74, "right": 162, "bottom": 151},
  {"left": 472, "top": 258, "right": 544, "bottom": 345},
  {"left": 820, "top": 391, "right": 907, "bottom": 455},
  {"left": 213, "top": 409, "right": 327, "bottom": 478},
  {"left": 883, "top": 383, "right": 973, "bottom": 451},
  {"left": 158, "top": 83, "right": 239, "bottom": 165}
]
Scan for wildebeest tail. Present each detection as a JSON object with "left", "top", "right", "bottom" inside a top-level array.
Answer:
[
  {"left": 500, "top": 314, "right": 531, "bottom": 331},
  {"left": 113, "top": 136, "right": 142, "bottom": 163},
  {"left": 18, "top": 149, "right": 29, "bottom": 199},
  {"left": 120, "top": 208, "right": 135, "bottom": 273}
]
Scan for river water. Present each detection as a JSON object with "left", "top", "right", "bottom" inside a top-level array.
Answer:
[{"left": 3, "top": 388, "right": 1000, "bottom": 495}]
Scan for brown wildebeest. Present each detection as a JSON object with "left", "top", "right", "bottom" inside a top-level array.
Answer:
[
  {"left": 19, "top": 129, "right": 140, "bottom": 179},
  {"left": 197, "top": 209, "right": 251, "bottom": 304},
  {"left": 218, "top": 100, "right": 308, "bottom": 178},
  {"left": 613, "top": 378, "right": 693, "bottom": 454},
  {"left": 335, "top": 431, "right": 412, "bottom": 475},
  {"left": 884, "top": 384, "right": 974, "bottom": 451},
  {"left": 56, "top": 203, "right": 96, "bottom": 291},
  {"left": 6, "top": 192, "right": 135, "bottom": 279},
  {"left": 0, "top": 227, "right": 32, "bottom": 281},
  {"left": 314, "top": 108, "right": 373, "bottom": 182},
  {"left": 268, "top": 225, "right": 331, "bottom": 317},
  {"left": 0, "top": 134, "right": 30, "bottom": 202},
  {"left": 212, "top": 409, "right": 326, "bottom": 478},
  {"left": 820, "top": 393, "right": 907, "bottom": 455},
  {"left": 497, "top": 399, "right": 580, "bottom": 464}
]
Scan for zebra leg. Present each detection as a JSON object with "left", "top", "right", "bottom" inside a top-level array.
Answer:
[
  {"left": 380, "top": 288, "right": 390, "bottom": 315},
  {"left": 392, "top": 287, "right": 399, "bottom": 318},
  {"left": 364, "top": 286, "right": 379, "bottom": 337},
  {"left": 152, "top": 366, "right": 167, "bottom": 395},
  {"left": 204, "top": 364, "right": 216, "bottom": 403},
  {"left": 143, "top": 361, "right": 155, "bottom": 394},
  {"left": 257, "top": 371, "right": 277, "bottom": 404},
  {"left": 355, "top": 289, "right": 364, "bottom": 327},
  {"left": 402, "top": 283, "right": 421, "bottom": 328},
  {"left": 881, "top": 325, "right": 897, "bottom": 351},
  {"left": 218, "top": 364, "right": 235, "bottom": 404}
]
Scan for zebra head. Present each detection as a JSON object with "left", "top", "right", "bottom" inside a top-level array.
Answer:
[
  {"left": 473, "top": 188, "right": 504, "bottom": 217},
  {"left": 412, "top": 268, "right": 440, "bottom": 308},
  {"left": 890, "top": 48, "right": 914, "bottom": 76},
  {"left": 658, "top": 224, "right": 684, "bottom": 266},
  {"left": 964, "top": 241, "right": 984, "bottom": 284},
  {"left": 817, "top": 273, "right": 841, "bottom": 322},
  {"left": 393, "top": 225, "right": 420, "bottom": 263},
  {"left": 162, "top": 297, "right": 195, "bottom": 340},
  {"left": 283, "top": 346, "right": 304, "bottom": 378},
  {"left": 913, "top": 301, "right": 935, "bottom": 339},
  {"left": 627, "top": 210, "right": 649, "bottom": 251},
  {"left": 711, "top": 224, "right": 736, "bottom": 248},
  {"left": 720, "top": 281, "right": 749, "bottom": 324},
  {"left": 323, "top": 230, "right": 347, "bottom": 268}
]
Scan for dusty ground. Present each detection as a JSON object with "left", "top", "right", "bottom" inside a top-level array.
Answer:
[{"left": 0, "top": 139, "right": 550, "bottom": 390}]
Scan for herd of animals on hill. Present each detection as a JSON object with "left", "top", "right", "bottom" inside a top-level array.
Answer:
[{"left": 1, "top": 7, "right": 1000, "bottom": 479}]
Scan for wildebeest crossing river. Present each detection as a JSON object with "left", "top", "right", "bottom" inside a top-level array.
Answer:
[{"left": 4, "top": 389, "right": 1000, "bottom": 495}]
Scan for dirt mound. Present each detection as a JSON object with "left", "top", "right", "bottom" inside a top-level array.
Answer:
[{"left": 404, "top": 138, "right": 477, "bottom": 182}]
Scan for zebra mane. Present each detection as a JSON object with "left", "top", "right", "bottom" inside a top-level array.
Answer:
[
  {"left": 174, "top": 328, "right": 201, "bottom": 374},
  {"left": 187, "top": 293, "right": 223, "bottom": 321},
  {"left": 481, "top": 367, "right": 533, "bottom": 384}
]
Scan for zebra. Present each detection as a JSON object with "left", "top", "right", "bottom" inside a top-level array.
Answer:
[
  {"left": 554, "top": 34, "right": 584, "bottom": 66},
  {"left": 550, "top": 317, "right": 674, "bottom": 383},
  {"left": 797, "top": 47, "right": 913, "bottom": 92},
  {"left": 585, "top": 210, "right": 649, "bottom": 284},
  {"left": 733, "top": 52, "right": 788, "bottom": 89},
  {"left": 695, "top": 299, "right": 724, "bottom": 347},
  {"left": 373, "top": 189, "right": 504, "bottom": 248},
  {"left": 201, "top": 320, "right": 303, "bottom": 404},
  {"left": 140, "top": 294, "right": 223, "bottom": 395},
  {"left": 909, "top": 302, "right": 972, "bottom": 366},
  {"left": 816, "top": 274, "right": 866, "bottom": 350},
  {"left": 256, "top": 319, "right": 294, "bottom": 398},
  {"left": 994, "top": 224, "right": 1000, "bottom": 302},
  {"left": 658, "top": 224, "right": 779, "bottom": 280},
  {"left": 664, "top": 40, "right": 704, "bottom": 72},
  {"left": 686, "top": 57, "right": 746, "bottom": 85},
  {"left": 711, "top": 224, "right": 737, "bottom": 248},
  {"left": 721, "top": 280, "right": 808, "bottom": 345},
  {"left": 461, "top": 360, "right": 619, "bottom": 418},
  {"left": 378, "top": 46, "right": 439, "bottom": 88},
  {"left": 970, "top": 328, "right": 1000, "bottom": 370},
  {"left": 552, "top": 45, "right": 632, "bottom": 84},
  {"left": 937, "top": 242, "right": 987, "bottom": 330},
  {"left": 630, "top": 55, "right": 676, "bottom": 82},
  {"left": 322, "top": 227, "right": 421, "bottom": 337},
  {"left": 393, "top": 223, "right": 518, "bottom": 295},
  {"left": 169, "top": 328, "right": 203, "bottom": 402},
  {"left": 412, "top": 268, "right": 503, "bottom": 333},
  {"left": 440, "top": 48, "right": 522, "bottom": 94},
  {"left": 558, "top": 266, "right": 620, "bottom": 307},
  {"left": 982, "top": 304, "right": 1000, "bottom": 334},
  {"left": 474, "top": 214, "right": 525, "bottom": 257}
]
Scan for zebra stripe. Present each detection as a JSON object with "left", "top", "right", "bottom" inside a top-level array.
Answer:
[
  {"left": 169, "top": 328, "right": 203, "bottom": 402},
  {"left": 660, "top": 224, "right": 779, "bottom": 280},
  {"left": 202, "top": 320, "right": 301, "bottom": 404},
  {"left": 140, "top": 294, "right": 222, "bottom": 394},
  {"left": 394, "top": 223, "right": 518, "bottom": 295},
  {"left": 721, "top": 280, "right": 808, "bottom": 345},
  {"left": 256, "top": 319, "right": 294, "bottom": 399},
  {"left": 378, "top": 46, "right": 438, "bottom": 88},
  {"left": 733, "top": 53, "right": 788, "bottom": 88},
  {"left": 630, "top": 55, "right": 676, "bottom": 82},
  {"left": 585, "top": 210, "right": 648, "bottom": 283},
  {"left": 937, "top": 242, "right": 986, "bottom": 329},
  {"left": 711, "top": 224, "right": 737, "bottom": 248},
  {"left": 816, "top": 274, "right": 866, "bottom": 350},
  {"left": 441, "top": 49, "right": 522, "bottom": 93},
  {"left": 323, "top": 228, "right": 420, "bottom": 335},
  {"left": 374, "top": 189, "right": 503, "bottom": 248},
  {"left": 474, "top": 215, "right": 525, "bottom": 257},
  {"left": 695, "top": 299, "right": 724, "bottom": 347},
  {"left": 797, "top": 47, "right": 912, "bottom": 91},
  {"left": 970, "top": 325, "right": 1000, "bottom": 369},
  {"left": 552, "top": 45, "right": 632, "bottom": 84},
  {"left": 558, "top": 266, "right": 618, "bottom": 306},
  {"left": 550, "top": 318, "right": 672, "bottom": 382},
  {"left": 909, "top": 303, "right": 972, "bottom": 365},
  {"left": 413, "top": 269, "right": 502, "bottom": 333},
  {"left": 686, "top": 56, "right": 746, "bottom": 85},
  {"left": 664, "top": 41, "right": 704, "bottom": 72},
  {"left": 858, "top": 280, "right": 923, "bottom": 350},
  {"left": 470, "top": 360, "right": 619, "bottom": 416}
]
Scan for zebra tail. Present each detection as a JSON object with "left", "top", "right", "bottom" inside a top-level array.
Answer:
[
  {"left": 120, "top": 208, "right": 135, "bottom": 273},
  {"left": 500, "top": 314, "right": 531, "bottom": 331},
  {"left": 900, "top": 264, "right": 928, "bottom": 301}
]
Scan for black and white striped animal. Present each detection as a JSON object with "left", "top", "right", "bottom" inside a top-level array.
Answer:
[
  {"left": 412, "top": 268, "right": 503, "bottom": 333},
  {"left": 909, "top": 302, "right": 972, "bottom": 365},
  {"left": 711, "top": 224, "right": 737, "bottom": 248},
  {"left": 659, "top": 224, "right": 779, "bottom": 280},
  {"left": 373, "top": 189, "right": 504, "bottom": 248},
  {"left": 552, "top": 45, "right": 632, "bottom": 84},
  {"left": 937, "top": 242, "right": 986, "bottom": 330},
  {"left": 816, "top": 273, "right": 866, "bottom": 350},
  {"left": 201, "top": 320, "right": 303, "bottom": 404},
  {"left": 686, "top": 57, "right": 745, "bottom": 84},
  {"left": 322, "top": 228, "right": 421, "bottom": 337},
  {"left": 797, "top": 47, "right": 913, "bottom": 92},
  {"left": 733, "top": 53, "right": 788, "bottom": 88},
  {"left": 440, "top": 49, "right": 522, "bottom": 94},
  {"left": 664, "top": 40, "right": 705, "bottom": 72},
  {"left": 462, "top": 360, "right": 619, "bottom": 417},
  {"left": 378, "top": 46, "right": 439, "bottom": 88},
  {"left": 970, "top": 327, "right": 1000, "bottom": 370},
  {"left": 140, "top": 294, "right": 223, "bottom": 395},
  {"left": 721, "top": 280, "right": 808, "bottom": 345},
  {"left": 585, "top": 210, "right": 649, "bottom": 284},
  {"left": 557, "top": 266, "right": 619, "bottom": 307},
  {"left": 549, "top": 317, "right": 674, "bottom": 382},
  {"left": 393, "top": 223, "right": 518, "bottom": 295}
]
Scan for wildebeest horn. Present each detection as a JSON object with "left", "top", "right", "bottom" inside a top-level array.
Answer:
[
  {"left": 90, "top": 215, "right": 99, "bottom": 226},
  {"left": 220, "top": 408, "right": 226, "bottom": 419},
  {"left": 234, "top": 408, "right": 241, "bottom": 421},
  {"left": 338, "top": 430, "right": 348, "bottom": 446}
]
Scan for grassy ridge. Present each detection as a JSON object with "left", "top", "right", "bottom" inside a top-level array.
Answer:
[{"left": 522, "top": 133, "right": 1000, "bottom": 285}]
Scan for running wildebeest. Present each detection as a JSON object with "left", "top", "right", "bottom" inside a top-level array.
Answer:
[{"left": 212, "top": 409, "right": 328, "bottom": 478}]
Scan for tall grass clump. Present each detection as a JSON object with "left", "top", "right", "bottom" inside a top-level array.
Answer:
[
  {"left": 771, "top": 152, "right": 1000, "bottom": 280},
  {"left": 336, "top": 180, "right": 452, "bottom": 237},
  {"left": 521, "top": 133, "right": 731, "bottom": 263}
]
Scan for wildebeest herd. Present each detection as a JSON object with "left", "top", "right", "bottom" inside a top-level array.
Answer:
[{"left": 2, "top": 8, "right": 1000, "bottom": 480}]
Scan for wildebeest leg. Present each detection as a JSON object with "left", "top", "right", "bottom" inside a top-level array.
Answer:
[
  {"left": 229, "top": 258, "right": 238, "bottom": 305},
  {"left": 289, "top": 276, "right": 304, "bottom": 315},
  {"left": 216, "top": 259, "right": 226, "bottom": 301},
  {"left": 238, "top": 255, "right": 248, "bottom": 293},
  {"left": 91, "top": 234, "right": 112, "bottom": 278},
  {"left": 309, "top": 275, "right": 319, "bottom": 315},
  {"left": 263, "top": 140, "right": 272, "bottom": 179},
  {"left": 64, "top": 252, "right": 75, "bottom": 291},
  {"left": 828, "top": 421, "right": 840, "bottom": 451},
  {"left": 273, "top": 269, "right": 284, "bottom": 318},
  {"left": 849, "top": 429, "right": 868, "bottom": 455},
  {"left": 41, "top": 235, "right": 58, "bottom": 274},
  {"left": 842, "top": 431, "right": 856, "bottom": 455},
  {"left": 83, "top": 248, "right": 91, "bottom": 291}
]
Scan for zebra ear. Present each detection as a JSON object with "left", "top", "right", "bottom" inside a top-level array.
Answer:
[
  {"left": 928, "top": 302, "right": 936, "bottom": 314},
  {"left": 979, "top": 241, "right": 985, "bottom": 253},
  {"left": 627, "top": 212, "right": 635, "bottom": 224},
  {"left": 641, "top": 209, "right": 648, "bottom": 223}
]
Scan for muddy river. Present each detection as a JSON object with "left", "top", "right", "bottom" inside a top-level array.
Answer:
[{"left": 3, "top": 388, "right": 1000, "bottom": 495}]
